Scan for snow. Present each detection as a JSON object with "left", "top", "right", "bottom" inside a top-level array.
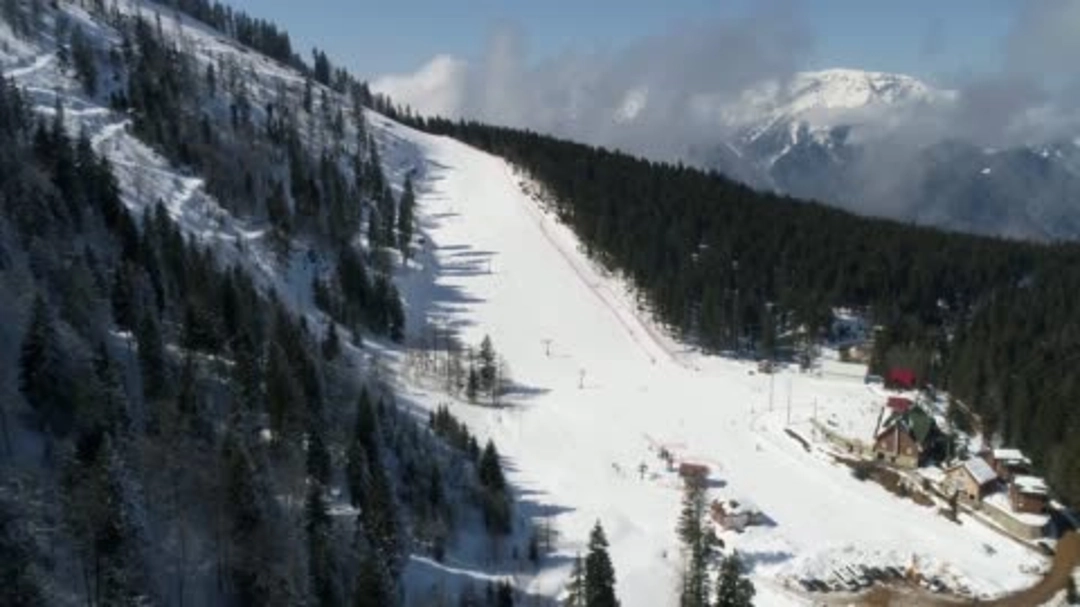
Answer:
[
  {"left": 960, "top": 458, "right": 998, "bottom": 486},
  {"left": 1014, "top": 476, "right": 1049, "bottom": 496},
  {"left": 716, "top": 68, "right": 956, "bottom": 143},
  {"left": 377, "top": 115, "right": 1045, "bottom": 605},
  {"left": 981, "top": 167, "right": 993, "bottom": 175},
  {"left": 1, "top": 52, "right": 55, "bottom": 79},
  {"left": 993, "top": 448, "right": 1031, "bottom": 465}
]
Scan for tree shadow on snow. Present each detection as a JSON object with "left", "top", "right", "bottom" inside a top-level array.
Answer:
[{"left": 739, "top": 549, "right": 794, "bottom": 572}]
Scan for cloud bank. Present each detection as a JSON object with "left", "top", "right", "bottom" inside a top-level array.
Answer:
[{"left": 373, "top": 1, "right": 813, "bottom": 159}]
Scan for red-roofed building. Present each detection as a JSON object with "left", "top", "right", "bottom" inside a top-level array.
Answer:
[
  {"left": 886, "top": 397, "right": 913, "bottom": 413},
  {"left": 886, "top": 367, "right": 917, "bottom": 390}
]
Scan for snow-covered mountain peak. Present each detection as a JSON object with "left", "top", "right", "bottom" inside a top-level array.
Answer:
[
  {"left": 787, "top": 68, "right": 944, "bottom": 109},
  {"left": 722, "top": 68, "right": 954, "bottom": 140}
]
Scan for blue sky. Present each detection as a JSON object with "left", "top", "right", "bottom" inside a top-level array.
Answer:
[{"left": 224, "top": 0, "right": 1020, "bottom": 82}]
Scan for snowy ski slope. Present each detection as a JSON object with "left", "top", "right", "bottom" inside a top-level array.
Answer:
[{"left": 378, "top": 113, "right": 1045, "bottom": 605}]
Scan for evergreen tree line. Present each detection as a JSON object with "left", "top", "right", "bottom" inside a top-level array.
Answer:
[
  {"left": 158, "top": 0, "right": 301, "bottom": 68},
  {"left": 97, "top": 9, "right": 408, "bottom": 341},
  {"left": 428, "top": 406, "right": 514, "bottom": 537},
  {"left": 157, "top": 0, "right": 380, "bottom": 102},
  {"left": 399, "top": 115, "right": 1080, "bottom": 507}
]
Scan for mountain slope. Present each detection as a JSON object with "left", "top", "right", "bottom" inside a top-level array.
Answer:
[
  {"left": 0, "top": 3, "right": 531, "bottom": 605},
  {"left": 379, "top": 113, "right": 1047, "bottom": 605}
]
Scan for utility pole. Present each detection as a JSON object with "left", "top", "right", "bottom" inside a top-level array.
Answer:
[
  {"left": 786, "top": 375, "right": 793, "bottom": 426},
  {"left": 769, "top": 368, "right": 775, "bottom": 412}
]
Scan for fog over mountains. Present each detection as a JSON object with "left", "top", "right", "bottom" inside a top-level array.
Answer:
[{"left": 374, "top": 1, "right": 1080, "bottom": 240}]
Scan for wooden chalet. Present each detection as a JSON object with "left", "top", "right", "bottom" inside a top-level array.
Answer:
[
  {"left": 872, "top": 405, "right": 939, "bottom": 468},
  {"left": 1010, "top": 475, "right": 1049, "bottom": 515},
  {"left": 982, "top": 448, "right": 1032, "bottom": 482},
  {"left": 944, "top": 457, "right": 998, "bottom": 503}
]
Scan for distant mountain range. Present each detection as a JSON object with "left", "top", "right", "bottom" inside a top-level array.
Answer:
[{"left": 676, "top": 69, "right": 1080, "bottom": 241}]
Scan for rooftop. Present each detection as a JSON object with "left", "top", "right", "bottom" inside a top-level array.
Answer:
[
  {"left": 960, "top": 458, "right": 998, "bottom": 486},
  {"left": 714, "top": 498, "right": 761, "bottom": 517},
  {"left": 993, "top": 448, "right": 1031, "bottom": 465},
  {"left": 1013, "top": 475, "right": 1048, "bottom": 496}
]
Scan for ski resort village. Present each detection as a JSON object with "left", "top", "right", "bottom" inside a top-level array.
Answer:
[{"left": 0, "top": 1, "right": 1078, "bottom": 606}]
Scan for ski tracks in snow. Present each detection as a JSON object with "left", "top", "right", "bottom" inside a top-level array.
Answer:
[{"left": 503, "top": 163, "right": 689, "bottom": 371}]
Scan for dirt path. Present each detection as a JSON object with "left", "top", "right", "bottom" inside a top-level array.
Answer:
[
  {"left": 842, "top": 530, "right": 1080, "bottom": 606},
  {"left": 980, "top": 530, "right": 1080, "bottom": 607}
]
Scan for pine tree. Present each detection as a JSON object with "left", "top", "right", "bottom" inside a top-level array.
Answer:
[
  {"left": 306, "top": 420, "right": 331, "bottom": 488},
  {"left": 353, "top": 547, "right": 392, "bottom": 607},
  {"left": 478, "top": 440, "right": 511, "bottom": 535},
  {"left": 564, "top": 553, "right": 586, "bottom": 607},
  {"left": 678, "top": 480, "right": 708, "bottom": 607},
  {"left": 495, "top": 581, "right": 514, "bottom": 607},
  {"left": 479, "top": 335, "right": 497, "bottom": 396},
  {"left": 303, "top": 77, "right": 313, "bottom": 113},
  {"left": 397, "top": 175, "right": 415, "bottom": 260},
  {"left": 19, "top": 294, "right": 70, "bottom": 434},
  {"left": 321, "top": 319, "right": 340, "bottom": 360},
  {"left": 136, "top": 310, "right": 166, "bottom": 402},
  {"left": 478, "top": 441, "right": 505, "bottom": 492},
  {"left": 305, "top": 484, "right": 335, "bottom": 607},
  {"left": 584, "top": 522, "right": 619, "bottom": 607},
  {"left": 70, "top": 24, "right": 98, "bottom": 95},
  {"left": 466, "top": 366, "right": 480, "bottom": 403},
  {"left": 714, "top": 552, "right": 755, "bottom": 607},
  {"left": 0, "top": 499, "right": 46, "bottom": 606},
  {"left": 92, "top": 342, "right": 130, "bottom": 436}
]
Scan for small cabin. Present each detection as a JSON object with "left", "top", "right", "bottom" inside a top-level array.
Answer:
[
  {"left": 982, "top": 448, "right": 1032, "bottom": 482},
  {"left": 945, "top": 458, "right": 998, "bottom": 503},
  {"left": 711, "top": 499, "right": 763, "bottom": 532},
  {"left": 1010, "top": 475, "right": 1049, "bottom": 515}
]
